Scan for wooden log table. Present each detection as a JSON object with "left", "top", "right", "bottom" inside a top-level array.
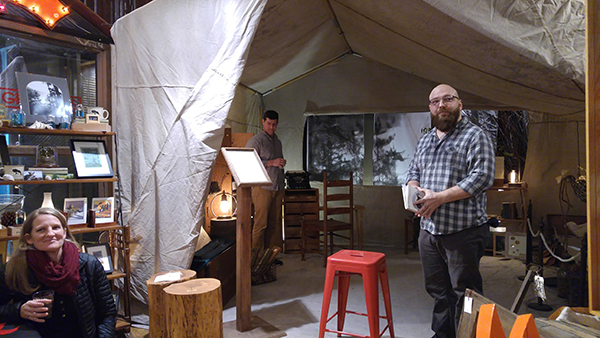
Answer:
[
  {"left": 146, "top": 269, "right": 197, "bottom": 338},
  {"left": 163, "top": 278, "right": 223, "bottom": 338}
]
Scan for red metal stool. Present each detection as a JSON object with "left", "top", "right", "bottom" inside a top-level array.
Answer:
[{"left": 319, "top": 250, "right": 394, "bottom": 338}]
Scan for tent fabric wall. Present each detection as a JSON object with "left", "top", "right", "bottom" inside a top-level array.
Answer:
[
  {"left": 111, "top": 0, "right": 267, "bottom": 316},
  {"left": 109, "top": 0, "right": 587, "bottom": 318},
  {"left": 240, "top": 0, "right": 585, "bottom": 115}
]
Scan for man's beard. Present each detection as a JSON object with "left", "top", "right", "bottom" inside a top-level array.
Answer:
[{"left": 432, "top": 107, "right": 460, "bottom": 132}]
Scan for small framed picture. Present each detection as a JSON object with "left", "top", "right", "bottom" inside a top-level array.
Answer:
[
  {"left": 70, "top": 140, "right": 113, "bottom": 178},
  {"left": 91, "top": 197, "right": 115, "bottom": 224},
  {"left": 23, "top": 170, "right": 43, "bottom": 181},
  {"left": 63, "top": 197, "right": 87, "bottom": 226},
  {"left": 84, "top": 243, "right": 113, "bottom": 273}
]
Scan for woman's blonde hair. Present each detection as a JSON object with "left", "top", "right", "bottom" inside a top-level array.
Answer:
[{"left": 5, "top": 207, "right": 79, "bottom": 295}]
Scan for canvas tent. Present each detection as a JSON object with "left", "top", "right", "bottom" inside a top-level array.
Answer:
[{"left": 111, "top": 0, "right": 585, "bottom": 319}]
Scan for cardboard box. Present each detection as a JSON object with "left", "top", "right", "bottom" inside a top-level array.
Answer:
[
  {"left": 8, "top": 226, "right": 22, "bottom": 236},
  {"left": 71, "top": 122, "right": 111, "bottom": 132}
]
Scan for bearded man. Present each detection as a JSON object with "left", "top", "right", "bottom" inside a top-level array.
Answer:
[{"left": 405, "top": 84, "right": 495, "bottom": 338}]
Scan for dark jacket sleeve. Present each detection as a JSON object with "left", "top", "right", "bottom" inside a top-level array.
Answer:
[
  {"left": 0, "top": 264, "right": 27, "bottom": 323},
  {"left": 76, "top": 253, "right": 116, "bottom": 338}
]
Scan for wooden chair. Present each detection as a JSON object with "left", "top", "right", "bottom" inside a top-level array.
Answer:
[{"left": 301, "top": 171, "right": 354, "bottom": 267}]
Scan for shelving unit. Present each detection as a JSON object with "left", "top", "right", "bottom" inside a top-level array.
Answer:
[
  {"left": 0, "top": 127, "right": 130, "bottom": 333},
  {"left": 487, "top": 183, "right": 528, "bottom": 259}
]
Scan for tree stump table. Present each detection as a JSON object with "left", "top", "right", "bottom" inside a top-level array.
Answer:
[
  {"left": 163, "top": 278, "right": 223, "bottom": 338},
  {"left": 146, "top": 269, "right": 197, "bottom": 338}
]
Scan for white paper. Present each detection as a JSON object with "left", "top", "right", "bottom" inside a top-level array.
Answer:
[
  {"left": 464, "top": 296, "right": 473, "bottom": 314},
  {"left": 154, "top": 271, "right": 183, "bottom": 283},
  {"left": 402, "top": 185, "right": 424, "bottom": 213}
]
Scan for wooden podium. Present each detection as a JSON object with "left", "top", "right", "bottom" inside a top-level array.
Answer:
[{"left": 221, "top": 147, "right": 272, "bottom": 332}]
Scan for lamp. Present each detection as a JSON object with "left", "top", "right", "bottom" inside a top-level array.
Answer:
[
  {"left": 509, "top": 170, "right": 518, "bottom": 184},
  {"left": 210, "top": 191, "right": 237, "bottom": 219}
]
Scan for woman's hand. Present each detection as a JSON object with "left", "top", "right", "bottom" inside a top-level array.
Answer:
[{"left": 20, "top": 299, "right": 50, "bottom": 323}]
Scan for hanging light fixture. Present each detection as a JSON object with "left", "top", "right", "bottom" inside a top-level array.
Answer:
[
  {"left": 210, "top": 191, "right": 237, "bottom": 219},
  {"left": 10, "top": 0, "right": 70, "bottom": 29}
]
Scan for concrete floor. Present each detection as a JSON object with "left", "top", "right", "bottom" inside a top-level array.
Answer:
[{"left": 128, "top": 246, "right": 570, "bottom": 338}]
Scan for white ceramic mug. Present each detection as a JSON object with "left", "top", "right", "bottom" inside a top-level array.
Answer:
[{"left": 88, "top": 107, "right": 110, "bottom": 122}]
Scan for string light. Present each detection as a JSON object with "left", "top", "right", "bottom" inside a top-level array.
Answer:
[{"left": 9, "top": 0, "right": 70, "bottom": 28}]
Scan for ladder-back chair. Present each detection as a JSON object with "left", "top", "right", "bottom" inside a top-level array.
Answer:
[{"left": 301, "top": 171, "right": 354, "bottom": 267}]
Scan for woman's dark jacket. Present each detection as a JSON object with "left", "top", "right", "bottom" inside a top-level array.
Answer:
[{"left": 0, "top": 252, "right": 117, "bottom": 338}]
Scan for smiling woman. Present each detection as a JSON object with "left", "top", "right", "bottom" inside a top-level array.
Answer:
[{"left": 0, "top": 207, "right": 117, "bottom": 338}]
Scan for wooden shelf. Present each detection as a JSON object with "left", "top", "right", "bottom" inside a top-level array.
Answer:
[
  {"left": 0, "top": 223, "right": 122, "bottom": 241},
  {"left": 0, "top": 127, "right": 114, "bottom": 137},
  {"left": 0, "top": 178, "right": 117, "bottom": 185},
  {"left": 1, "top": 123, "right": 131, "bottom": 330}
]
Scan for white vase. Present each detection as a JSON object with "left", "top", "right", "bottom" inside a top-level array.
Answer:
[{"left": 41, "top": 192, "right": 54, "bottom": 209}]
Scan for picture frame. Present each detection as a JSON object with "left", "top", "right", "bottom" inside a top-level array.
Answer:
[
  {"left": 84, "top": 243, "right": 113, "bottom": 273},
  {"left": 91, "top": 197, "right": 115, "bottom": 224},
  {"left": 63, "top": 197, "right": 87, "bottom": 226},
  {"left": 23, "top": 170, "right": 43, "bottom": 181},
  {"left": 0, "top": 137, "right": 10, "bottom": 165},
  {"left": 15, "top": 72, "right": 72, "bottom": 125},
  {"left": 70, "top": 140, "right": 114, "bottom": 178}
]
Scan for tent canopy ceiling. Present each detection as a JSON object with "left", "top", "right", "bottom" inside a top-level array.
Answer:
[{"left": 239, "top": 0, "right": 585, "bottom": 115}]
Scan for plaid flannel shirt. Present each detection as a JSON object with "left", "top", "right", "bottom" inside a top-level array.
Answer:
[{"left": 406, "top": 117, "right": 495, "bottom": 235}]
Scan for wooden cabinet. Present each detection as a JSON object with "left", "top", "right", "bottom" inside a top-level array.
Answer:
[
  {"left": 0, "top": 127, "right": 131, "bottom": 332},
  {"left": 283, "top": 189, "right": 319, "bottom": 253}
]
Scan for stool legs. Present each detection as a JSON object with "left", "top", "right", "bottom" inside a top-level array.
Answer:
[
  {"left": 363, "top": 268, "right": 380, "bottom": 338},
  {"left": 319, "top": 266, "right": 337, "bottom": 338},
  {"left": 337, "top": 272, "right": 352, "bottom": 333},
  {"left": 379, "top": 266, "right": 395, "bottom": 338}
]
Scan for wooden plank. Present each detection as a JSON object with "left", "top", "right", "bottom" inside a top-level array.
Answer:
[
  {"left": 457, "top": 289, "right": 591, "bottom": 338},
  {"left": 586, "top": 0, "right": 600, "bottom": 315}
]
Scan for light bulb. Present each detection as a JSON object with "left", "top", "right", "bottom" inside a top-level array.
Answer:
[{"left": 220, "top": 194, "right": 230, "bottom": 214}]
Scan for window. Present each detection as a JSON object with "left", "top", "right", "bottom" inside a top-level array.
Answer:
[{"left": 306, "top": 111, "right": 528, "bottom": 186}]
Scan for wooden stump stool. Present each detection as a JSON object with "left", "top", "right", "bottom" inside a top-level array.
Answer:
[
  {"left": 146, "top": 269, "right": 197, "bottom": 338},
  {"left": 164, "top": 278, "right": 223, "bottom": 338}
]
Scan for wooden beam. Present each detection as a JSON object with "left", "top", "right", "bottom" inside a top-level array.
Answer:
[
  {"left": 586, "top": 0, "right": 600, "bottom": 315},
  {"left": 236, "top": 186, "right": 252, "bottom": 331}
]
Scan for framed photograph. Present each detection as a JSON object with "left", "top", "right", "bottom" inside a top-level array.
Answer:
[
  {"left": 70, "top": 140, "right": 114, "bottom": 178},
  {"left": 23, "top": 170, "right": 43, "bottom": 181},
  {"left": 15, "top": 72, "right": 72, "bottom": 125},
  {"left": 91, "top": 197, "right": 115, "bottom": 224},
  {"left": 84, "top": 243, "right": 113, "bottom": 273},
  {"left": 63, "top": 197, "right": 87, "bottom": 226}
]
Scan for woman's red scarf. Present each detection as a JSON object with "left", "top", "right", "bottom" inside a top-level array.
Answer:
[{"left": 26, "top": 241, "right": 81, "bottom": 295}]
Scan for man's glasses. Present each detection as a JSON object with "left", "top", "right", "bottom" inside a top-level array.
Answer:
[{"left": 429, "top": 95, "right": 459, "bottom": 106}]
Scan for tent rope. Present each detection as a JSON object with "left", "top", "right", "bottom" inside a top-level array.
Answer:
[{"left": 526, "top": 218, "right": 580, "bottom": 264}]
